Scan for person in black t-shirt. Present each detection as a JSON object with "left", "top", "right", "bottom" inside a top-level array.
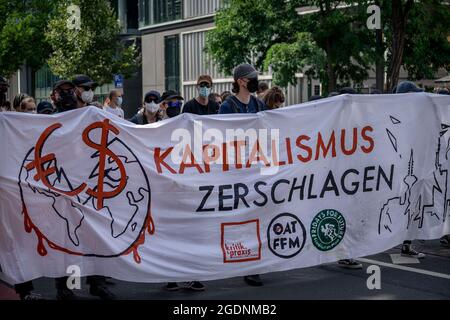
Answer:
[{"left": 182, "top": 75, "right": 219, "bottom": 115}]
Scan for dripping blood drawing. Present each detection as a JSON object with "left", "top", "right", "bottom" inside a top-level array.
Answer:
[{"left": 18, "top": 119, "right": 155, "bottom": 263}]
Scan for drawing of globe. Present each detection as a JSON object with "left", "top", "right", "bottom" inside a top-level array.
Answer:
[{"left": 18, "top": 131, "right": 153, "bottom": 259}]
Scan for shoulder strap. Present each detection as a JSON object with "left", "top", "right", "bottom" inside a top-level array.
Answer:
[
  {"left": 251, "top": 95, "right": 263, "bottom": 112},
  {"left": 227, "top": 96, "right": 240, "bottom": 113}
]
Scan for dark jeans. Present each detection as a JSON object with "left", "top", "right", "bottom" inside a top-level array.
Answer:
[{"left": 14, "top": 281, "right": 34, "bottom": 296}]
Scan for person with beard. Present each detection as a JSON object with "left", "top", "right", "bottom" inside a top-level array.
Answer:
[
  {"left": 219, "top": 63, "right": 266, "bottom": 115},
  {"left": 50, "top": 80, "right": 116, "bottom": 300}
]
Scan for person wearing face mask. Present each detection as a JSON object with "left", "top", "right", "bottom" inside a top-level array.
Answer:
[
  {"left": 218, "top": 63, "right": 265, "bottom": 288},
  {"left": 160, "top": 90, "right": 184, "bottom": 119},
  {"left": 129, "top": 91, "right": 163, "bottom": 125},
  {"left": 182, "top": 75, "right": 219, "bottom": 115},
  {"left": 49, "top": 80, "right": 116, "bottom": 300},
  {"left": 50, "top": 80, "right": 79, "bottom": 113},
  {"left": 219, "top": 63, "right": 266, "bottom": 115},
  {"left": 72, "top": 75, "right": 98, "bottom": 109},
  {"left": 105, "top": 89, "right": 125, "bottom": 118}
]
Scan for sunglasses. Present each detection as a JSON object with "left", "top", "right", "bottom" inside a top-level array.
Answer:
[
  {"left": 145, "top": 97, "right": 159, "bottom": 103},
  {"left": 199, "top": 82, "right": 211, "bottom": 88},
  {"left": 168, "top": 101, "right": 182, "bottom": 108}
]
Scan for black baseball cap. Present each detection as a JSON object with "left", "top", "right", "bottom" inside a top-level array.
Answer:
[
  {"left": 339, "top": 87, "right": 357, "bottom": 94},
  {"left": 144, "top": 90, "right": 161, "bottom": 102},
  {"left": 396, "top": 81, "right": 424, "bottom": 94},
  {"left": 53, "top": 80, "right": 75, "bottom": 91},
  {"left": 72, "top": 75, "right": 98, "bottom": 89},
  {"left": 233, "top": 63, "right": 259, "bottom": 81},
  {"left": 37, "top": 101, "right": 56, "bottom": 114},
  {"left": 161, "top": 90, "right": 184, "bottom": 102}
]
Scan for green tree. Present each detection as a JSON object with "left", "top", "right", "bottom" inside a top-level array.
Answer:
[
  {"left": 46, "top": 0, "right": 139, "bottom": 85},
  {"left": 206, "top": 0, "right": 374, "bottom": 94},
  {"left": 0, "top": 0, "right": 56, "bottom": 77},
  {"left": 207, "top": 0, "right": 450, "bottom": 94}
]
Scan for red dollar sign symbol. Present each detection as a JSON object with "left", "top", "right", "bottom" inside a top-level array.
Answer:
[{"left": 82, "top": 119, "right": 127, "bottom": 210}]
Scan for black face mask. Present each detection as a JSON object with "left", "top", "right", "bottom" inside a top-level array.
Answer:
[
  {"left": 246, "top": 78, "right": 259, "bottom": 93},
  {"left": 55, "top": 90, "right": 78, "bottom": 113},
  {"left": 166, "top": 106, "right": 180, "bottom": 118}
]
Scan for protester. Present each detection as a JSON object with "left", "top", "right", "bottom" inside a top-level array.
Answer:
[
  {"left": 221, "top": 90, "right": 232, "bottom": 102},
  {"left": 257, "top": 81, "right": 269, "bottom": 99},
  {"left": 209, "top": 93, "right": 222, "bottom": 107},
  {"left": 182, "top": 75, "right": 219, "bottom": 115},
  {"left": 18, "top": 97, "right": 37, "bottom": 113},
  {"left": 263, "top": 86, "right": 285, "bottom": 109},
  {"left": 50, "top": 80, "right": 116, "bottom": 300},
  {"left": 219, "top": 63, "right": 266, "bottom": 115},
  {"left": 12, "top": 93, "right": 30, "bottom": 112},
  {"left": 160, "top": 90, "right": 184, "bottom": 119},
  {"left": 162, "top": 79, "right": 205, "bottom": 291},
  {"left": 104, "top": 89, "right": 125, "bottom": 118},
  {"left": 394, "top": 80, "right": 426, "bottom": 259},
  {"left": 37, "top": 101, "right": 56, "bottom": 115},
  {"left": 129, "top": 90, "right": 163, "bottom": 124},
  {"left": 218, "top": 63, "right": 265, "bottom": 287},
  {"left": 72, "top": 74, "right": 97, "bottom": 108}
]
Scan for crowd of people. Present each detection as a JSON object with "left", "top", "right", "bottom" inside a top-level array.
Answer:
[{"left": 0, "top": 64, "right": 449, "bottom": 300}]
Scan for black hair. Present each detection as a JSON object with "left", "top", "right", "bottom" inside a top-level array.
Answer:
[{"left": 231, "top": 81, "right": 240, "bottom": 94}]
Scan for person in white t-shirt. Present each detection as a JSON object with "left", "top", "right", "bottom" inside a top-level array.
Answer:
[{"left": 104, "top": 89, "right": 125, "bottom": 118}]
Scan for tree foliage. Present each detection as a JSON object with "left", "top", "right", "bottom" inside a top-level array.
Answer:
[
  {"left": 0, "top": 0, "right": 55, "bottom": 77},
  {"left": 46, "top": 0, "right": 139, "bottom": 85},
  {"left": 206, "top": 0, "right": 450, "bottom": 94}
]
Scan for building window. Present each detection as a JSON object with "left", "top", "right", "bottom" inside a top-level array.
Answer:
[
  {"left": 34, "top": 65, "right": 60, "bottom": 103},
  {"left": 139, "top": 0, "right": 182, "bottom": 27},
  {"left": 314, "top": 85, "right": 320, "bottom": 95},
  {"left": 164, "top": 34, "right": 180, "bottom": 92}
]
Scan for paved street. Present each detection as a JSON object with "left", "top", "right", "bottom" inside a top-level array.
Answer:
[{"left": 1, "top": 240, "right": 449, "bottom": 300}]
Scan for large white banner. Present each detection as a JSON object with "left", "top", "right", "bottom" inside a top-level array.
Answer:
[{"left": 0, "top": 93, "right": 449, "bottom": 285}]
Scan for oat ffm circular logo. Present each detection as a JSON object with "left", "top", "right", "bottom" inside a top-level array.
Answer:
[
  {"left": 310, "top": 209, "right": 346, "bottom": 251},
  {"left": 267, "top": 213, "right": 306, "bottom": 259}
]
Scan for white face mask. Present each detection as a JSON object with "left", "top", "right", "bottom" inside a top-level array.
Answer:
[
  {"left": 81, "top": 90, "right": 94, "bottom": 103},
  {"left": 116, "top": 97, "right": 123, "bottom": 107},
  {"left": 145, "top": 102, "right": 160, "bottom": 113}
]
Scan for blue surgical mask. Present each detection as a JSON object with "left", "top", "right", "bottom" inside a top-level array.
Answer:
[{"left": 199, "top": 87, "right": 211, "bottom": 98}]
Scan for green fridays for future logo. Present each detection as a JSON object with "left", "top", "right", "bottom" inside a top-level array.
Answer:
[{"left": 311, "top": 209, "right": 346, "bottom": 251}]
